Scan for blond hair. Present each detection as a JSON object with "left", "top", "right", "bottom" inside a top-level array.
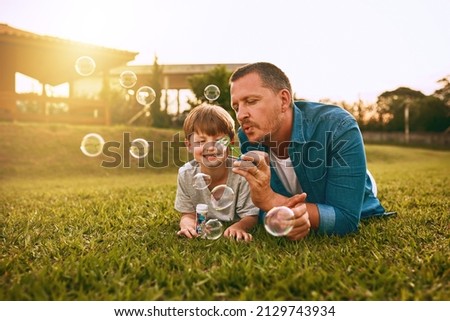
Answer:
[{"left": 183, "top": 104, "right": 235, "bottom": 141}]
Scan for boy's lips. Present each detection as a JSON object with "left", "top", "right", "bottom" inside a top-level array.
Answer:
[{"left": 203, "top": 154, "right": 218, "bottom": 160}]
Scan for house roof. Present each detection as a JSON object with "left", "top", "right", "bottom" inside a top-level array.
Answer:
[{"left": 0, "top": 23, "right": 138, "bottom": 86}]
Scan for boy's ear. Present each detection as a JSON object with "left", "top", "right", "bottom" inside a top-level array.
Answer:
[{"left": 185, "top": 139, "right": 193, "bottom": 152}]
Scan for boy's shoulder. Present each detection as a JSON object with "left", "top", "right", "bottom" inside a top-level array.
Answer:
[{"left": 178, "top": 159, "right": 199, "bottom": 175}]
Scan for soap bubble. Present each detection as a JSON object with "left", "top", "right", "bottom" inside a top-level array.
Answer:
[
  {"left": 214, "top": 136, "right": 230, "bottom": 157},
  {"left": 80, "top": 133, "right": 104, "bottom": 157},
  {"left": 119, "top": 71, "right": 137, "bottom": 88},
  {"left": 75, "top": 56, "right": 96, "bottom": 76},
  {"left": 129, "top": 138, "right": 149, "bottom": 159},
  {"left": 210, "top": 184, "right": 235, "bottom": 210},
  {"left": 204, "top": 219, "right": 223, "bottom": 240},
  {"left": 204, "top": 84, "right": 220, "bottom": 102},
  {"left": 193, "top": 173, "right": 212, "bottom": 190},
  {"left": 264, "top": 206, "right": 294, "bottom": 237},
  {"left": 136, "top": 86, "right": 156, "bottom": 106}
]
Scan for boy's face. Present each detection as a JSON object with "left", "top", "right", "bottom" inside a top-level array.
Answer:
[{"left": 186, "top": 131, "right": 230, "bottom": 168}]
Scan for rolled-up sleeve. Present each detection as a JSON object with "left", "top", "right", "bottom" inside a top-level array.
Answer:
[{"left": 317, "top": 203, "right": 336, "bottom": 233}]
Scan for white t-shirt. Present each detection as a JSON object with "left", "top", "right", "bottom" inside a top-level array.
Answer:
[
  {"left": 270, "top": 153, "right": 303, "bottom": 195},
  {"left": 174, "top": 157, "right": 259, "bottom": 222}
]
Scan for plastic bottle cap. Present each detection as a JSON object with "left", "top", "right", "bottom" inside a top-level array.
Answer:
[{"left": 196, "top": 204, "right": 208, "bottom": 212}]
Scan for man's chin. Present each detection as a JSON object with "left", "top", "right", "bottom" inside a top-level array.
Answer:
[{"left": 246, "top": 133, "right": 265, "bottom": 144}]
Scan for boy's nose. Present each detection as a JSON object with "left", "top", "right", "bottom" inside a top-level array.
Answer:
[{"left": 203, "top": 141, "right": 217, "bottom": 153}]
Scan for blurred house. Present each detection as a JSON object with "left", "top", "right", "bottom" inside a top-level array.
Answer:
[
  {"left": 0, "top": 23, "right": 245, "bottom": 125},
  {"left": 0, "top": 23, "right": 137, "bottom": 125}
]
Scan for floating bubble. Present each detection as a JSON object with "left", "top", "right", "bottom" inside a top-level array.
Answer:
[
  {"left": 214, "top": 136, "right": 231, "bottom": 157},
  {"left": 193, "top": 173, "right": 212, "bottom": 190},
  {"left": 136, "top": 86, "right": 156, "bottom": 106},
  {"left": 80, "top": 133, "right": 105, "bottom": 157},
  {"left": 217, "top": 136, "right": 231, "bottom": 147},
  {"left": 119, "top": 70, "right": 137, "bottom": 88},
  {"left": 75, "top": 56, "right": 96, "bottom": 76},
  {"left": 264, "top": 206, "right": 294, "bottom": 237},
  {"left": 204, "top": 84, "right": 220, "bottom": 102},
  {"left": 210, "top": 184, "right": 235, "bottom": 210},
  {"left": 129, "top": 138, "right": 149, "bottom": 159},
  {"left": 204, "top": 219, "right": 223, "bottom": 240}
]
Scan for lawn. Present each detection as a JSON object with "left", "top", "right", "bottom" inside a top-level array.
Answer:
[{"left": 0, "top": 123, "right": 449, "bottom": 300}]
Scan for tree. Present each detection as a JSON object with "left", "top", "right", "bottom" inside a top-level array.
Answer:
[
  {"left": 376, "top": 87, "right": 425, "bottom": 131},
  {"left": 434, "top": 76, "right": 450, "bottom": 107},
  {"left": 187, "top": 65, "right": 235, "bottom": 123},
  {"left": 413, "top": 95, "right": 450, "bottom": 132},
  {"left": 99, "top": 72, "right": 130, "bottom": 125},
  {"left": 149, "top": 56, "right": 171, "bottom": 128}
]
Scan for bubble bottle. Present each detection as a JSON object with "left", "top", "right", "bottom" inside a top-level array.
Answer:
[{"left": 196, "top": 204, "right": 208, "bottom": 236}]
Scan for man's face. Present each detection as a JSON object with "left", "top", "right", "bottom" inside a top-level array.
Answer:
[{"left": 230, "top": 72, "right": 284, "bottom": 143}]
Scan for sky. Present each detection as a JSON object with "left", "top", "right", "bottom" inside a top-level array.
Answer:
[{"left": 1, "top": 0, "right": 449, "bottom": 103}]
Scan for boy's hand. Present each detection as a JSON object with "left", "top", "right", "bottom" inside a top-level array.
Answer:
[
  {"left": 223, "top": 226, "right": 253, "bottom": 242},
  {"left": 177, "top": 213, "right": 198, "bottom": 239},
  {"left": 177, "top": 227, "right": 198, "bottom": 239}
]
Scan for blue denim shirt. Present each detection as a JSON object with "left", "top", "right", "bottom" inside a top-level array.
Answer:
[{"left": 238, "top": 101, "right": 385, "bottom": 235}]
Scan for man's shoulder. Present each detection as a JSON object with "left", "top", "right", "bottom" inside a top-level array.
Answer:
[
  {"left": 294, "top": 101, "right": 355, "bottom": 126},
  {"left": 295, "top": 100, "right": 351, "bottom": 116}
]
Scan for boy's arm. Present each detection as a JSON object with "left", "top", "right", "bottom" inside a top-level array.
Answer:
[
  {"left": 177, "top": 212, "right": 197, "bottom": 238},
  {"left": 223, "top": 215, "right": 258, "bottom": 242}
]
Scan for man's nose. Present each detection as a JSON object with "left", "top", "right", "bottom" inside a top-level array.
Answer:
[{"left": 236, "top": 106, "right": 249, "bottom": 123}]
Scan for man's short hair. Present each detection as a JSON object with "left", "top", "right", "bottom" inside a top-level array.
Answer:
[{"left": 229, "top": 62, "right": 292, "bottom": 98}]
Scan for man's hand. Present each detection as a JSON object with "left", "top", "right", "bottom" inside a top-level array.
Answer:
[
  {"left": 286, "top": 203, "right": 311, "bottom": 240},
  {"left": 284, "top": 193, "right": 307, "bottom": 208},
  {"left": 232, "top": 151, "right": 274, "bottom": 210}
]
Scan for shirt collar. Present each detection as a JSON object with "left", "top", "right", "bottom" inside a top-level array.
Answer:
[{"left": 291, "top": 102, "right": 306, "bottom": 144}]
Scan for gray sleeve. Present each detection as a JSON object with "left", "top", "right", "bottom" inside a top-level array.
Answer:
[
  {"left": 174, "top": 171, "right": 196, "bottom": 214},
  {"left": 234, "top": 178, "right": 259, "bottom": 218}
]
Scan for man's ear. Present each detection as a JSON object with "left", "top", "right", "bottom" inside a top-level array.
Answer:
[{"left": 280, "top": 89, "right": 292, "bottom": 113}]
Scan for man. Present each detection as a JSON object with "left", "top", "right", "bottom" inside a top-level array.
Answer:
[{"left": 230, "top": 62, "right": 386, "bottom": 240}]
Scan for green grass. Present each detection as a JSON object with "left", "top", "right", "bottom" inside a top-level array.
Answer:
[{"left": 0, "top": 123, "right": 449, "bottom": 300}]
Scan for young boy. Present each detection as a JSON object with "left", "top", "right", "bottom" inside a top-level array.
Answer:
[{"left": 175, "top": 104, "right": 258, "bottom": 242}]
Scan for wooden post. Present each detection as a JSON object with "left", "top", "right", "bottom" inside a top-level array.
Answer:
[
  {"left": 404, "top": 102, "right": 410, "bottom": 144},
  {"left": 102, "top": 69, "right": 111, "bottom": 126}
]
